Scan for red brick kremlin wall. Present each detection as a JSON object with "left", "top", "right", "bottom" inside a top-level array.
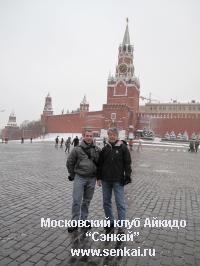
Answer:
[
  {"left": 41, "top": 111, "right": 104, "bottom": 134},
  {"left": 138, "top": 113, "right": 200, "bottom": 137}
]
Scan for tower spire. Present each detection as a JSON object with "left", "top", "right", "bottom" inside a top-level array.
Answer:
[
  {"left": 81, "top": 94, "right": 88, "bottom": 104},
  {"left": 122, "top": 17, "right": 130, "bottom": 45}
]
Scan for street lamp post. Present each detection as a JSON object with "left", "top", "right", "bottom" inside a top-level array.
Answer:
[{"left": 0, "top": 109, "right": 5, "bottom": 142}]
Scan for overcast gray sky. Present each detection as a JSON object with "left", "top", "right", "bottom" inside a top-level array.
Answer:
[{"left": 0, "top": 0, "right": 200, "bottom": 128}]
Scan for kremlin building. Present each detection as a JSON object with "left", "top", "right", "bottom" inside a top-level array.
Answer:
[
  {"left": 2, "top": 20, "right": 200, "bottom": 140},
  {"left": 41, "top": 20, "right": 140, "bottom": 137}
]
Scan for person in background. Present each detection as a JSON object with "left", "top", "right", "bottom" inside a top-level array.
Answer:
[
  {"left": 195, "top": 139, "right": 199, "bottom": 153},
  {"left": 128, "top": 139, "right": 133, "bottom": 151},
  {"left": 137, "top": 138, "right": 142, "bottom": 152},
  {"left": 189, "top": 140, "right": 195, "bottom": 152},
  {"left": 72, "top": 136, "right": 79, "bottom": 147},
  {"left": 60, "top": 137, "right": 64, "bottom": 148},
  {"left": 65, "top": 137, "right": 71, "bottom": 153},
  {"left": 55, "top": 136, "right": 59, "bottom": 148}
]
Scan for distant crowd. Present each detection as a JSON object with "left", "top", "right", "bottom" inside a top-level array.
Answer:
[
  {"left": 54, "top": 135, "right": 144, "bottom": 153},
  {"left": 55, "top": 136, "right": 80, "bottom": 153}
]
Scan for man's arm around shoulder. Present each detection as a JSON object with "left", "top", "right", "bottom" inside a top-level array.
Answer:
[{"left": 96, "top": 146, "right": 106, "bottom": 186}]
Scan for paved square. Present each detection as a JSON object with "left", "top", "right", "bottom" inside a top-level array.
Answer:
[{"left": 0, "top": 142, "right": 200, "bottom": 265}]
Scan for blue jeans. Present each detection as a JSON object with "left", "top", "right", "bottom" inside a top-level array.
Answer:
[
  {"left": 102, "top": 181, "right": 126, "bottom": 225},
  {"left": 72, "top": 175, "right": 96, "bottom": 221}
]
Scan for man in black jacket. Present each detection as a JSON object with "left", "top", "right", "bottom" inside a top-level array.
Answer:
[
  {"left": 72, "top": 136, "right": 79, "bottom": 147},
  {"left": 97, "top": 128, "right": 132, "bottom": 231}
]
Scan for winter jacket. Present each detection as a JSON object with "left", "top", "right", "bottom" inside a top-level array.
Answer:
[
  {"left": 67, "top": 140, "right": 101, "bottom": 178},
  {"left": 97, "top": 140, "right": 132, "bottom": 182}
]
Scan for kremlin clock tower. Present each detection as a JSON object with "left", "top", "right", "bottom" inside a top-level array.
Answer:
[
  {"left": 103, "top": 18, "right": 140, "bottom": 131},
  {"left": 40, "top": 19, "right": 141, "bottom": 136}
]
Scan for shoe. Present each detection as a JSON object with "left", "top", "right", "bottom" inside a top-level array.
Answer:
[
  {"left": 68, "top": 226, "right": 78, "bottom": 233},
  {"left": 104, "top": 221, "right": 114, "bottom": 228},
  {"left": 104, "top": 221, "right": 114, "bottom": 233},
  {"left": 81, "top": 221, "right": 91, "bottom": 230}
]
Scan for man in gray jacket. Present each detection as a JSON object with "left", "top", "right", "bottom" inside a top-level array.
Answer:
[{"left": 67, "top": 130, "right": 100, "bottom": 233}]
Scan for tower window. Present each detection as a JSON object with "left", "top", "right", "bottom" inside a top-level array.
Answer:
[{"left": 111, "top": 113, "right": 116, "bottom": 120}]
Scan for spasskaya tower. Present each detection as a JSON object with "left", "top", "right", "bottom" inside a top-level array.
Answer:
[
  {"left": 41, "top": 19, "right": 140, "bottom": 136},
  {"left": 103, "top": 18, "right": 140, "bottom": 131}
]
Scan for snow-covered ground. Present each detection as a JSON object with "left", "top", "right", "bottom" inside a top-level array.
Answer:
[
  {"left": 2, "top": 134, "right": 189, "bottom": 148},
  {"left": 134, "top": 137, "right": 189, "bottom": 148},
  {"left": 1, "top": 133, "right": 82, "bottom": 144}
]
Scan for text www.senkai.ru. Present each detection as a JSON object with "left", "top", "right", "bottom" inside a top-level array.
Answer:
[{"left": 71, "top": 247, "right": 156, "bottom": 257}]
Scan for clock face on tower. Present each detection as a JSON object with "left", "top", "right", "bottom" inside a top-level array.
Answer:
[{"left": 119, "top": 63, "right": 128, "bottom": 74}]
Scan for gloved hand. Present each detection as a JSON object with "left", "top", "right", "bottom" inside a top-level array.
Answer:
[
  {"left": 120, "top": 176, "right": 132, "bottom": 186},
  {"left": 68, "top": 175, "right": 74, "bottom": 181}
]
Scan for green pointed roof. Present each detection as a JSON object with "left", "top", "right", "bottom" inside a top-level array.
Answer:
[{"left": 122, "top": 18, "right": 130, "bottom": 45}]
